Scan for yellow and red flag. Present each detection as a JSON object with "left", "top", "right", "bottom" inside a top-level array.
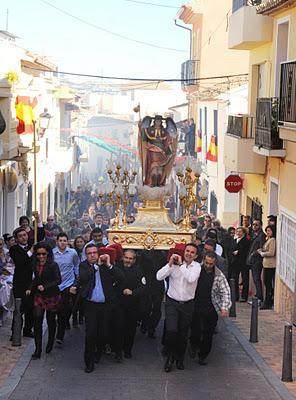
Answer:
[
  {"left": 206, "top": 134, "right": 218, "bottom": 162},
  {"left": 15, "top": 96, "right": 37, "bottom": 134},
  {"left": 196, "top": 129, "right": 202, "bottom": 153}
]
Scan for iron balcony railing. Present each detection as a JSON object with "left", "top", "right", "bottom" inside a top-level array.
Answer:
[
  {"left": 255, "top": 97, "right": 283, "bottom": 150},
  {"left": 232, "top": 0, "right": 262, "bottom": 13},
  {"left": 227, "top": 115, "right": 255, "bottom": 138},
  {"left": 279, "top": 60, "right": 296, "bottom": 124},
  {"left": 181, "top": 60, "right": 199, "bottom": 89}
]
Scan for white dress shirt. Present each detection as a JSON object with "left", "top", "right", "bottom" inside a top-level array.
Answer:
[{"left": 156, "top": 261, "right": 201, "bottom": 302}]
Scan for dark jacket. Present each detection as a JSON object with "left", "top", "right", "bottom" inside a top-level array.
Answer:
[
  {"left": 9, "top": 244, "right": 33, "bottom": 298},
  {"left": 27, "top": 226, "right": 46, "bottom": 247},
  {"left": 230, "top": 236, "right": 250, "bottom": 269},
  {"left": 246, "top": 230, "right": 266, "bottom": 266},
  {"left": 30, "top": 261, "right": 61, "bottom": 297},
  {"left": 116, "top": 261, "right": 146, "bottom": 304},
  {"left": 76, "top": 260, "right": 124, "bottom": 303}
]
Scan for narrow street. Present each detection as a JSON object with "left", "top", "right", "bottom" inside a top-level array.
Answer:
[{"left": 8, "top": 321, "right": 281, "bottom": 400}]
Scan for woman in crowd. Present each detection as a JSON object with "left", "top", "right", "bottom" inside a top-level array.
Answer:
[
  {"left": 28, "top": 242, "right": 61, "bottom": 359},
  {"left": 74, "top": 235, "right": 86, "bottom": 261},
  {"left": 258, "top": 225, "right": 276, "bottom": 310},
  {"left": 229, "top": 227, "right": 250, "bottom": 302}
]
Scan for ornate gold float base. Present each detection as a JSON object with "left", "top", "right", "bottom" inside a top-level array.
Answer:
[{"left": 108, "top": 200, "right": 195, "bottom": 250}]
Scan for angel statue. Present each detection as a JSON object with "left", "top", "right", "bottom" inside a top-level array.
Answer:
[{"left": 138, "top": 115, "right": 178, "bottom": 187}]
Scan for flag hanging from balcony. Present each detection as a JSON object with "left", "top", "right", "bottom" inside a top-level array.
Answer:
[
  {"left": 15, "top": 96, "right": 37, "bottom": 134},
  {"left": 196, "top": 129, "right": 202, "bottom": 153},
  {"left": 206, "top": 134, "right": 217, "bottom": 162}
]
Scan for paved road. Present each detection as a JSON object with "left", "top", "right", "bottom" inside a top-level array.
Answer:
[{"left": 9, "top": 320, "right": 282, "bottom": 400}]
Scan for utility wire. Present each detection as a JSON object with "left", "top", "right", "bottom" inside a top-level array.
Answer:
[
  {"left": 28, "top": 65, "right": 249, "bottom": 82},
  {"left": 40, "top": 0, "right": 186, "bottom": 53},
  {"left": 122, "top": 0, "right": 179, "bottom": 8}
]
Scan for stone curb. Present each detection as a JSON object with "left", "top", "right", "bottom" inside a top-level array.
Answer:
[{"left": 224, "top": 318, "right": 295, "bottom": 400}]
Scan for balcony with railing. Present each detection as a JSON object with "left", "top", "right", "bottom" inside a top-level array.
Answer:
[
  {"left": 224, "top": 114, "right": 266, "bottom": 174},
  {"left": 181, "top": 60, "right": 199, "bottom": 91},
  {"left": 278, "top": 61, "right": 296, "bottom": 142},
  {"left": 253, "top": 97, "right": 286, "bottom": 157},
  {"left": 228, "top": 0, "right": 272, "bottom": 50}
]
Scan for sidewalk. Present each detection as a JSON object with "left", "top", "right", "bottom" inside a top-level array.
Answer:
[
  {"left": 231, "top": 302, "right": 296, "bottom": 398},
  {"left": 0, "top": 315, "right": 33, "bottom": 390}
]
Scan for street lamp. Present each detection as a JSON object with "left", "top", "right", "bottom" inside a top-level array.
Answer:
[{"left": 32, "top": 109, "right": 52, "bottom": 242}]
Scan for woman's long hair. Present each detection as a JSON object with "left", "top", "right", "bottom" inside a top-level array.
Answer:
[
  {"left": 74, "top": 235, "right": 86, "bottom": 254},
  {"left": 32, "top": 241, "right": 54, "bottom": 266}
]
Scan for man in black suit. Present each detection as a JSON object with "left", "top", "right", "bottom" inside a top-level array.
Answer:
[
  {"left": 71, "top": 244, "right": 124, "bottom": 373},
  {"left": 9, "top": 227, "right": 34, "bottom": 338}
]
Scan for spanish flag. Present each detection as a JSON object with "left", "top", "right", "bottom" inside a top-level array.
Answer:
[
  {"left": 206, "top": 135, "right": 218, "bottom": 162},
  {"left": 15, "top": 96, "right": 37, "bottom": 134},
  {"left": 196, "top": 129, "right": 202, "bottom": 153}
]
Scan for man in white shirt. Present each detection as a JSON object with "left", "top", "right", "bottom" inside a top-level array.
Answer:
[{"left": 156, "top": 243, "right": 201, "bottom": 372}]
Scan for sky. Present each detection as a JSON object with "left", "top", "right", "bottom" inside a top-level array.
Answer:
[{"left": 0, "top": 0, "right": 189, "bottom": 81}]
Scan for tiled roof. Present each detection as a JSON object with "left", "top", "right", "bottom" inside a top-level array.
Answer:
[{"left": 257, "top": 0, "right": 296, "bottom": 14}]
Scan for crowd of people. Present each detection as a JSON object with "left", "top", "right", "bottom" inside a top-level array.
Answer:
[{"left": 0, "top": 195, "right": 277, "bottom": 374}]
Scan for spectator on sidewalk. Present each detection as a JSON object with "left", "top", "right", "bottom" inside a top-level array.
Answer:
[
  {"left": 189, "top": 252, "right": 231, "bottom": 365},
  {"left": 78, "top": 211, "right": 94, "bottom": 231},
  {"left": 246, "top": 219, "right": 266, "bottom": 302},
  {"left": 258, "top": 225, "right": 276, "bottom": 310},
  {"left": 229, "top": 227, "right": 250, "bottom": 302}
]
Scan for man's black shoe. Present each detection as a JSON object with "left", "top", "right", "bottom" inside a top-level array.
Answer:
[
  {"left": 164, "top": 356, "right": 174, "bottom": 373},
  {"left": 84, "top": 364, "right": 94, "bottom": 373},
  {"left": 176, "top": 360, "right": 184, "bottom": 370},
  {"left": 31, "top": 351, "right": 41, "bottom": 360},
  {"left": 23, "top": 331, "right": 34, "bottom": 338},
  {"left": 45, "top": 344, "right": 53, "bottom": 354},
  {"left": 124, "top": 351, "right": 132, "bottom": 359}
]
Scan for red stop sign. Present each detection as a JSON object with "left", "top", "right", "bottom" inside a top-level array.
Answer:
[{"left": 225, "top": 175, "right": 243, "bottom": 193}]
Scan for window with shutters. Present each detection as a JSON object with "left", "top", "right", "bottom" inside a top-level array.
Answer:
[{"left": 278, "top": 212, "right": 296, "bottom": 291}]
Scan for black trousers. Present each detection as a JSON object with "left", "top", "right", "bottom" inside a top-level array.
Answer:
[
  {"left": 142, "top": 289, "right": 164, "bottom": 333},
  {"left": 84, "top": 301, "right": 108, "bottom": 366},
  {"left": 263, "top": 268, "right": 275, "bottom": 307},
  {"left": 117, "top": 305, "right": 138, "bottom": 354},
  {"left": 251, "top": 262, "right": 263, "bottom": 301},
  {"left": 164, "top": 296, "right": 194, "bottom": 360},
  {"left": 231, "top": 264, "right": 249, "bottom": 301},
  {"left": 57, "top": 287, "right": 74, "bottom": 341},
  {"left": 33, "top": 306, "right": 57, "bottom": 352},
  {"left": 190, "top": 308, "right": 218, "bottom": 359}
]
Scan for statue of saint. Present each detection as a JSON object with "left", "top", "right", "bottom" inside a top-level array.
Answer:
[{"left": 139, "top": 115, "right": 178, "bottom": 187}]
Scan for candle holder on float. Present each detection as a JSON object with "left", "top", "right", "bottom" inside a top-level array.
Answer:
[
  {"left": 101, "top": 154, "right": 137, "bottom": 229},
  {"left": 175, "top": 157, "right": 208, "bottom": 232}
]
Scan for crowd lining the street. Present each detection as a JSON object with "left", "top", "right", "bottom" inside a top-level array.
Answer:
[{"left": 0, "top": 186, "right": 277, "bottom": 373}]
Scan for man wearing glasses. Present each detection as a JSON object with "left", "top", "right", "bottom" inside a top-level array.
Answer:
[{"left": 246, "top": 219, "right": 265, "bottom": 302}]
